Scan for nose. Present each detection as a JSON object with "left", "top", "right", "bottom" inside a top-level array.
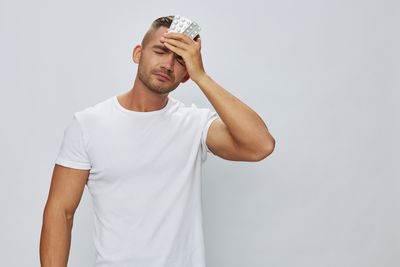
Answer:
[{"left": 161, "top": 53, "right": 176, "bottom": 71}]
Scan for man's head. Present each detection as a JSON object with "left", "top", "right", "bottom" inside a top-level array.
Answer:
[
  {"left": 132, "top": 16, "right": 200, "bottom": 95},
  {"left": 141, "top": 16, "right": 200, "bottom": 48}
]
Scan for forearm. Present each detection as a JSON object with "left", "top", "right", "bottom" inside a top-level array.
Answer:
[
  {"left": 161, "top": 31, "right": 275, "bottom": 152},
  {"left": 194, "top": 73, "right": 275, "bottom": 151},
  {"left": 40, "top": 205, "right": 73, "bottom": 267}
]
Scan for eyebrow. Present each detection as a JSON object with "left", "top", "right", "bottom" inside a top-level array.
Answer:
[{"left": 152, "top": 45, "right": 169, "bottom": 52}]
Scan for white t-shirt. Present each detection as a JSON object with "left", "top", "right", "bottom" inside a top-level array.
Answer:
[{"left": 55, "top": 94, "right": 219, "bottom": 267}]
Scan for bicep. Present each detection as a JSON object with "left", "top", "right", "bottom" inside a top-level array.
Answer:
[
  {"left": 45, "top": 164, "right": 90, "bottom": 219},
  {"left": 206, "top": 118, "right": 259, "bottom": 161}
]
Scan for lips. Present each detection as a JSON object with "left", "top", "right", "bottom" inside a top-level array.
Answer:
[{"left": 153, "top": 72, "right": 171, "bottom": 81}]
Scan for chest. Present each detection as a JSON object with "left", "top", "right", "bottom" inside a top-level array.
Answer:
[{"left": 86, "top": 116, "right": 202, "bottom": 180}]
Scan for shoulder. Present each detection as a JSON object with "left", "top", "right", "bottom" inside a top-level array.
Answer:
[
  {"left": 169, "top": 96, "right": 213, "bottom": 119},
  {"left": 73, "top": 96, "right": 114, "bottom": 126}
]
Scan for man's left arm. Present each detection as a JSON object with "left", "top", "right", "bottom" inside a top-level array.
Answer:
[
  {"left": 162, "top": 32, "right": 275, "bottom": 161},
  {"left": 195, "top": 73, "right": 275, "bottom": 161}
]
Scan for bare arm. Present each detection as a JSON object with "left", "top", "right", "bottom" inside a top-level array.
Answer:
[
  {"left": 161, "top": 33, "right": 275, "bottom": 159},
  {"left": 40, "top": 164, "right": 89, "bottom": 267}
]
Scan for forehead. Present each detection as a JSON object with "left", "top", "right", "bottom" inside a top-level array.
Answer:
[{"left": 147, "top": 26, "right": 169, "bottom": 45}]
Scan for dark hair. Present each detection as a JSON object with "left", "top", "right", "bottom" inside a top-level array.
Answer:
[
  {"left": 141, "top": 15, "right": 200, "bottom": 47},
  {"left": 151, "top": 16, "right": 175, "bottom": 29}
]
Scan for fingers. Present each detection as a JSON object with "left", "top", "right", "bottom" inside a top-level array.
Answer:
[
  {"left": 163, "top": 41, "right": 185, "bottom": 55},
  {"left": 163, "top": 32, "right": 193, "bottom": 45},
  {"left": 160, "top": 32, "right": 201, "bottom": 62},
  {"left": 163, "top": 32, "right": 201, "bottom": 51},
  {"left": 161, "top": 36, "right": 190, "bottom": 51},
  {"left": 162, "top": 33, "right": 201, "bottom": 50}
]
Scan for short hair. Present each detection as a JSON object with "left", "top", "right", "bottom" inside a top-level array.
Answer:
[
  {"left": 151, "top": 15, "right": 175, "bottom": 29},
  {"left": 141, "top": 15, "right": 200, "bottom": 48}
]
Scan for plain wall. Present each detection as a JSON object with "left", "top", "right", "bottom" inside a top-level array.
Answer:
[{"left": 0, "top": 0, "right": 399, "bottom": 266}]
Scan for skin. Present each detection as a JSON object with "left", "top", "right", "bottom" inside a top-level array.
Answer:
[
  {"left": 40, "top": 165, "right": 89, "bottom": 267},
  {"left": 40, "top": 23, "right": 275, "bottom": 267},
  {"left": 117, "top": 26, "right": 194, "bottom": 112},
  {"left": 160, "top": 29, "right": 276, "bottom": 161}
]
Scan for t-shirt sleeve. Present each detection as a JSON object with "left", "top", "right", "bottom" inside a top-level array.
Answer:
[
  {"left": 55, "top": 114, "right": 91, "bottom": 170},
  {"left": 200, "top": 108, "right": 219, "bottom": 162}
]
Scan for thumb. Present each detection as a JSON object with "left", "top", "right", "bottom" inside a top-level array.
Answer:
[{"left": 196, "top": 37, "right": 202, "bottom": 50}]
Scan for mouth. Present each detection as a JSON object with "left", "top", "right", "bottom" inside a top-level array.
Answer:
[{"left": 153, "top": 72, "right": 171, "bottom": 81}]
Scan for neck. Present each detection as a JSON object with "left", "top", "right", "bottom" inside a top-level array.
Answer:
[{"left": 118, "top": 77, "right": 169, "bottom": 112}]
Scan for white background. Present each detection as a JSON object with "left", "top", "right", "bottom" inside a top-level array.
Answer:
[{"left": 0, "top": 0, "right": 399, "bottom": 266}]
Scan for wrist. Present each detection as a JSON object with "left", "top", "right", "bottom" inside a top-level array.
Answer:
[{"left": 192, "top": 71, "right": 208, "bottom": 84}]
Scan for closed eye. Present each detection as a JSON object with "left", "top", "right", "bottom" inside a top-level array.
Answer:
[
  {"left": 176, "top": 56, "right": 185, "bottom": 65},
  {"left": 154, "top": 50, "right": 166, "bottom": 54},
  {"left": 152, "top": 45, "right": 185, "bottom": 66}
]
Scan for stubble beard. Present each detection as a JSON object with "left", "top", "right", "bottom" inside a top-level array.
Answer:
[{"left": 137, "top": 66, "right": 180, "bottom": 95}]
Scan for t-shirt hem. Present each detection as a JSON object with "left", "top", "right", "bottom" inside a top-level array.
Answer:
[
  {"left": 203, "top": 116, "right": 219, "bottom": 154},
  {"left": 55, "top": 158, "right": 91, "bottom": 170}
]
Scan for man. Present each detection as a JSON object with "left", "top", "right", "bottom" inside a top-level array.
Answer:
[{"left": 40, "top": 15, "right": 275, "bottom": 267}]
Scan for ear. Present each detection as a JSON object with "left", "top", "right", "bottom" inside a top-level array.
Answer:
[
  {"left": 132, "top": 44, "right": 142, "bottom": 64},
  {"left": 181, "top": 72, "right": 190, "bottom": 83}
]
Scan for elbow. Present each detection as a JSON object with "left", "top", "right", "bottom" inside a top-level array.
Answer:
[
  {"left": 254, "top": 137, "right": 275, "bottom": 161},
  {"left": 43, "top": 203, "right": 75, "bottom": 223}
]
